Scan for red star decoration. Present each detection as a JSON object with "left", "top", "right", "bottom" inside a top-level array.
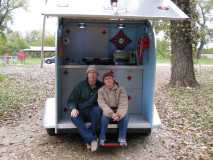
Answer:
[{"left": 110, "top": 30, "right": 132, "bottom": 50}]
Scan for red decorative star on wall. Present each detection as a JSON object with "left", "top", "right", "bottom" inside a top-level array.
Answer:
[{"left": 110, "top": 30, "right": 132, "bottom": 50}]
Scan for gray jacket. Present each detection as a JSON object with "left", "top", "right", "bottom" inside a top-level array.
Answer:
[{"left": 98, "top": 84, "right": 128, "bottom": 119}]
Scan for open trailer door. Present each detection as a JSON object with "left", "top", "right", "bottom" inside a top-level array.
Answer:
[{"left": 42, "top": 0, "right": 188, "bottom": 20}]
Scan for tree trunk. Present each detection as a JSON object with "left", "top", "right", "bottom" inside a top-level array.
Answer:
[
  {"left": 170, "top": 0, "right": 199, "bottom": 87},
  {"left": 196, "top": 38, "right": 205, "bottom": 59}
]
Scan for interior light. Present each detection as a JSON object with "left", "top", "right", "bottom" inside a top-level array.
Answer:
[
  {"left": 118, "top": 24, "right": 125, "bottom": 29},
  {"left": 78, "top": 23, "right": 86, "bottom": 29}
]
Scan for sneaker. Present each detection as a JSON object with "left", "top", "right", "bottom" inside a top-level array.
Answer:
[
  {"left": 86, "top": 143, "right": 91, "bottom": 149},
  {"left": 91, "top": 140, "right": 98, "bottom": 152},
  {"left": 119, "top": 139, "right": 127, "bottom": 147},
  {"left": 99, "top": 139, "right": 105, "bottom": 146}
]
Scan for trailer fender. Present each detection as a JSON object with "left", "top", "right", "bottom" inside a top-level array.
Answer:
[
  {"left": 152, "top": 105, "right": 161, "bottom": 128},
  {"left": 42, "top": 98, "right": 57, "bottom": 129}
]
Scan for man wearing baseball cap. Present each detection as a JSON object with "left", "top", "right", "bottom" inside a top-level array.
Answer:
[{"left": 67, "top": 65, "right": 103, "bottom": 152}]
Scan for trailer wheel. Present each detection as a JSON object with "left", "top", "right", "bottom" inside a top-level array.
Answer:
[
  {"left": 142, "top": 128, "right": 151, "bottom": 136},
  {"left": 46, "top": 128, "right": 55, "bottom": 136}
]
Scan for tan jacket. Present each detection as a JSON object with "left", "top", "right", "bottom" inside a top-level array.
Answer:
[{"left": 98, "top": 84, "right": 128, "bottom": 119}]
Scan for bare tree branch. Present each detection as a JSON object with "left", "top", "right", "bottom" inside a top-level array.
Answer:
[
  {"left": 197, "top": 3, "right": 206, "bottom": 27},
  {"left": 0, "top": 0, "right": 26, "bottom": 33}
]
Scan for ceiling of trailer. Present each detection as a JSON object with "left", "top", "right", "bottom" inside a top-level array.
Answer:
[{"left": 42, "top": 0, "right": 188, "bottom": 20}]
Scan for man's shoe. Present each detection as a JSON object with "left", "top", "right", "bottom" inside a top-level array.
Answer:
[
  {"left": 99, "top": 139, "right": 105, "bottom": 146},
  {"left": 91, "top": 140, "right": 98, "bottom": 152},
  {"left": 118, "top": 139, "right": 127, "bottom": 147}
]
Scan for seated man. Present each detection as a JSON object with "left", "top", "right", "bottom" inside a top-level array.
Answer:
[{"left": 67, "top": 65, "right": 103, "bottom": 152}]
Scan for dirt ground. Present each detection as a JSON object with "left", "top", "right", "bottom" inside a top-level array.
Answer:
[{"left": 0, "top": 64, "right": 212, "bottom": 160}]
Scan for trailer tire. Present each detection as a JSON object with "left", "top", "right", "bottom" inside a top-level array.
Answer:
[
  {"left": 46, "top": 128, "right": 55, "bottom": 136},
  {"left": 142, "top": 128, "right": 151, "bottom": 136}
]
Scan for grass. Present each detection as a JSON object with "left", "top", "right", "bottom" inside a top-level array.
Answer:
[
  {"left": 157, "top": 58, "right": 170, "bottom": 63},
  {"left": 0, "top": 57, "right": 41, "bottom": 65},
  {"left": 194, "top": 57, "right": 213, "bottom": 65},
  {"left": 0, "top": 65, "right": 55, "bottom": 125},
  {"left": 157, "top": 57, "right": 213, "bottom": 65},
  {"left": 21, "top": 57, "right": 41, "bottom": 65},
  {"left": 0, "top": 74, "right": 7, "bottom": 81},
  {"left": 0, "top": 61, "right": 5, "bottom": 67},
  {"left": 0, "top": 76, "right": 36, "bottom": 121},
  {"left": 0, "top": 77, "right": 19, "bottom": 118},
  {"left": 0, "top": 77, "right": 23, "bottom": 116},
  {"left": 167, "top": 69, "right": 213, "bottom": 158}
]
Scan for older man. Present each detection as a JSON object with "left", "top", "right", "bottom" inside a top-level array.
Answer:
[{"left": 67, "top": 65, "right": 103, "bottom": 152}]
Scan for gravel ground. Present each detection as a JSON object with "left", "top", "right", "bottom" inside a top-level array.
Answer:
[{"left": 0, "top": 64, "right": 212, "bottom": 160}]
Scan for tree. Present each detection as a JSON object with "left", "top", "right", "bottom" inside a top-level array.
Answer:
[
  {"left": 0, "top": 33, "right": 6, "bottom": 54},
  {"left": 25, "top": 30, "right": 55, "bottom": 46},
  {"left": 0, "top": 0, "right": 27, "bottom": 34},
  {"left": 196, "top": 0, "right": 213, "bottom": 58},
  {"left": 170, "top": 0, "right": 199, "bottom": 87},
  {"left": 5, "top": 31, "right": 28, "bottom": 54},
  {"left": 43, "top": 33, "right": 55, "bottom": 46},
  {"left": 154, "top": 0, "right": 213, "bottom": 59},
  {"left": 25, "top": 30, "right": 41, "bottom": 45},
  {"left": 0, "top": 31, "right": 28, "bottom": 55},
  {"left": 157, "top": 39, "right": 170, "bottom": 59}
]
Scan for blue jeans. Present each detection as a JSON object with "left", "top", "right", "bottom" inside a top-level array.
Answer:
[
  {"left": 99, "top": 114, "right": 128, "bottom": 141},
  {"left": 71, "top": 106, "right": 101, "bottom": 143}
]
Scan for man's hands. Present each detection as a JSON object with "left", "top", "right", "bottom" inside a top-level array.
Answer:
[
  {"left": 112, "top": 113, "right": 120, "bottom": 122},
  {"left": 70, "top": 108, "right": 79, "bottom": 118},
  {"left": 71, "top": 108, "right": 119, "bottom": 121}
]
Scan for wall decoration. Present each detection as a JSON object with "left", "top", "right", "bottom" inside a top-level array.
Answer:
[
  {"left": 110, "top": 30, "right": 132, "bottom": 50},
  {"left": 136, "top": 35, "right": 150, "bottom": 65}
]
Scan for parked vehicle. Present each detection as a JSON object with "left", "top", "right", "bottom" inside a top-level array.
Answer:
[
  {"left": 44, "top": 56, "right": 56, "bottom": 64},
  {"left": 41, "top": 0, "right": 188, "bottom": 138}
]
